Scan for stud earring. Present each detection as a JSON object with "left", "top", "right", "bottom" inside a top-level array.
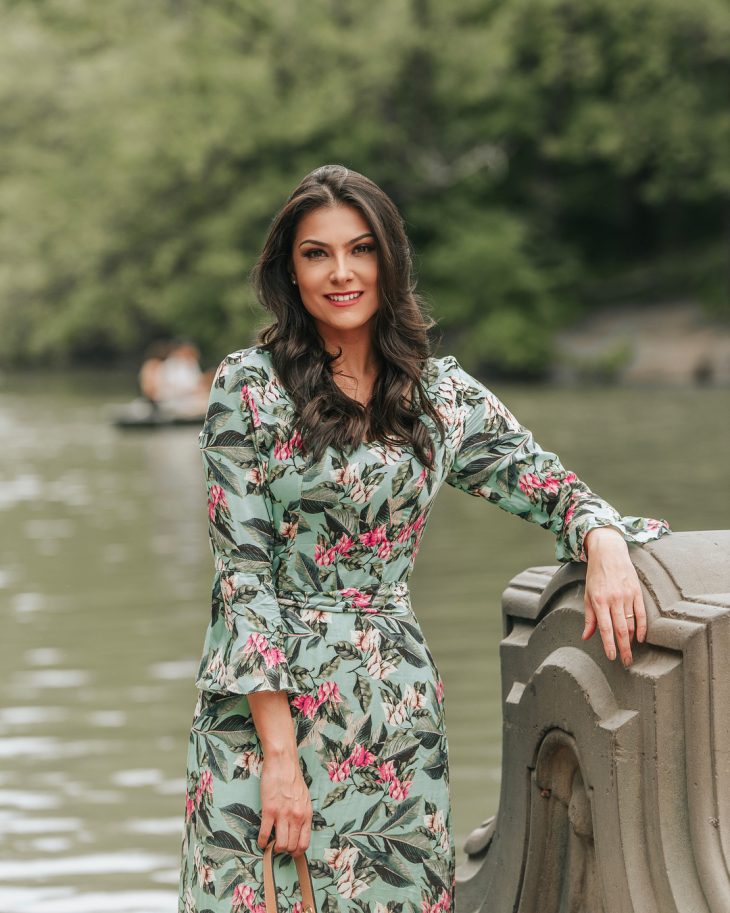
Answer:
[{"left": 290, "top": 274, "right": 297, "bottom": 285}]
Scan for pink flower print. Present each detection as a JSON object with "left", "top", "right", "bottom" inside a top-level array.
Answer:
[
  {"left": 360, "top": 525, "right": 387, "bottom": 548},
  {"left": 388, "top": 777, "right": 412, "bottom": 800},
  {"left": 243, "top": 632, "right": 270, "bottom": 655},
  {"left": 564, "top": 494, "right": 576, "bottom": 526},
  {"left": 341, "top": 587, "right": 373, "bottom": 609},
  {"left": 412, "top": 513, "right": 426, "bottom": 532},
  {"left": 246, "top": 466, "right": 265, "bottom": 487},
  {"left": 317, "top": 680, "right": 343, "bottom": 705},
  {"left": 289, "top": 429, "right": 303, "bottom": 451},
  {"left": 336, "top": 868, "right": 369, "bottom": 899},
  {"left": 198, "top": 861, "right": 214, "bottom": 885},
  {"left": 291, "top": 904, "right": 304, "bottom": 913},
  {"left": 232, "top": 882, "right": 256, "bottom": 910},
  {"left": 185, "top": 790, "right": 195, "bottom": 822},
  {"left": 396, "top": 524, "right": 412, "bottom": 544},
  {"left": 262, "top": 646, "right": 285, "bottom": 669},
  {"left": 207, "top": 484, "right": 227, "bottom": 520},
  {"left": 416, "top": 467, "right": 427, "bottom": 489},
  {"left": 435, "top": 678, "right": 444, "bottom": 705},
  {"left": 647, "top": 517, "right": 668, "bottom": 530},
  {"left": 220, "top": 573, "right": 236, "bottom": 606},
  {"left": 349, "top": 743, "right": 377, "bottom": 767},
  {"left": 291, "top": 693, "right": 320, "bottom": 719},
  {"left": 564, "top": 471, "right": 577, "bottom": 484},
  {"left": 518, "top": 472, "right": 544, "bottom": 502},
  {"left": 335, "top": 533, "right": 354, "bottom": 556},
  {"left": 376, "top": 760, "right": 397, "bottom": 783},
  {"left": 199, "top": 768, "right": 213, "bottom": 798},
  {"left": 240, "top": 385, "right": 261, "bottom": 428},
  {"left": 324, "top": 845, "right": 359, "bottom": 872},
  {"left": 438, "top": 888, "right": 452, "bottom": 910},
  {"left": 314, "top": 543, "right": 338, "bottom": 566},
  {"left": 280, "top": 519, "right": 298, "bottom": 539},
  {"left": 424, "top": 809, "right": 447, "bottom": 834},
  {"left": 274, "top": 439, "right": 293, "bottom": 461},
  {"left": 376, "top": 538, "right": 392, "bottom": 559},
  {"left": 327, "top": 758, "right": 351, "bottom": 782},
  {"left": 538, "top": 474, "right": 561, "bottom": 497},
  {"left": 194, "top": 769, "right": 213, "bottom": 808},
  {"left": 403, "top": 683, "right": 426, "bottom": 709}
]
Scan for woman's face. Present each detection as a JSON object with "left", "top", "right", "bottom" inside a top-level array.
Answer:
[{"left": 290, "top": 204, "right": 379, "bottom": 339}]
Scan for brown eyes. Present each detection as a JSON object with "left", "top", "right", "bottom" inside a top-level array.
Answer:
[{"left": 301, "top": 244, "right": 376, "bottom": 260}]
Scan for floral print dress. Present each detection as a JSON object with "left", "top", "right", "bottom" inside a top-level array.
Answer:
[{"left": 178, "top": 346, "right": 671, "bottom": 913}]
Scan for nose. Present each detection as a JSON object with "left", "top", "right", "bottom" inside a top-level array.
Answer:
[{"left": 329, "top": 252, "right": 354, "bottom": 284}]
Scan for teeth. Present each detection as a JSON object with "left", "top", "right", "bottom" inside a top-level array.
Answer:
[{"left": 327, "top": 292, "right": 361, "bottom": 301}]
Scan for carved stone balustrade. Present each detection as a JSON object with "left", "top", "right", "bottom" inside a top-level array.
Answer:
[{"left": 456, "top": 530, "right": 730, "bottom": 913}]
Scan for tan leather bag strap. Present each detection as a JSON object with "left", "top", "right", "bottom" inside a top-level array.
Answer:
[{"left": 263, "top": 839, "right": 317, "bottom": 913}]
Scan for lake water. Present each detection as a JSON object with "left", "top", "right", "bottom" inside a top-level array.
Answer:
[{"left": 1, "top": 370, "right": 726, "bottom": 912}]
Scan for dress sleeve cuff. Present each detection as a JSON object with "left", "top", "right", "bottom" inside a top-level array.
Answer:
[
  {"left": 194, "top": 573, "right": 303, "bottom": 696},
  {"left": 555, "top": 512, "right": 673, "bottom": 564}
]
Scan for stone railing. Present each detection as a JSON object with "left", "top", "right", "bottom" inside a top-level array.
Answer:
[{"left": 455, "top": 530, "right": 730, "bottom": 913}]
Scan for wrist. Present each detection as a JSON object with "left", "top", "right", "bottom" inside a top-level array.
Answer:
[
  {"left": 584, "top": 525, "right": 625, "bottom": 556},
  {"left": 261, "top": 741, "right": 298, "bottom": 762}
]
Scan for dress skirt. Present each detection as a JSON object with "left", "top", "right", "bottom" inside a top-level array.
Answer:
[{"left": 178, "top": 585, "right": 456, "bottom": 913}]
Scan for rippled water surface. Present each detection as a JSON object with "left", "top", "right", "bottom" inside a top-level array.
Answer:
[{"left": 1, "top": 370, "right": 726, "bottom": 911}]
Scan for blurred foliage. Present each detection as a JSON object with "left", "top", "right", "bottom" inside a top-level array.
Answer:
[{"left": 1, "top": 0, "right": 729, "bottom": 376}]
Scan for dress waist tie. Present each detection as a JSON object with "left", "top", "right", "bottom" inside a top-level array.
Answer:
[{"left": 276, "top": 581, "right": 412, "bottom": 616}]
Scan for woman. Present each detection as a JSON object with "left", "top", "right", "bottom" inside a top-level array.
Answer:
[{"left": 178, "top": 164, "right": 671, "bottom": 913}]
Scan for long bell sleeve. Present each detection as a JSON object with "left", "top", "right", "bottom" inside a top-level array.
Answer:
[
  {"left": 440, "top": 357, "right": 672, "bottom": 563},
  {"left": 194, "top": 355, "right": 301, "bottom": 696}
]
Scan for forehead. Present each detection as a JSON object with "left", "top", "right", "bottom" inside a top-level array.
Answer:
[{"left": 294, "top": 204, "right": 372, "bottom": 243}]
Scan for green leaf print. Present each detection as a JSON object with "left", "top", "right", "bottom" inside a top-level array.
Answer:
[
  {"left": 200, "top": 400, "right": 233, "bottom": 437},
  {"left": 370, "top": 852, "right": 414, "bottom": 888},
  {"left": 295, "top": 552, "right": 322, "bottom": 591},
  {"left": 384, "top": 831, "right": 432, "bottom": 863},
  {"left": 220, "top": 802, "right": 261, "bottom": 840},
  {"left": 322, "top": 784, "right": 349, "bottom": 808},
  {"left": 353, "top": 673, "right": 372, "bottom": 711},
  {"left": 204, "top": 453, "right": 243, "bottom": 497},
  {"left": 412, "top": 717, "right": 442, "bottom": 749},
  {"left": 381, "top": 796, "right": 419, "bottom": 831}
]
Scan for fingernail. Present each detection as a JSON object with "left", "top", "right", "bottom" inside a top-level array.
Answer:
[
  {"left": 623, "top": 655, "right": 632, "bottom": 668},
  {"left": 608, "top": 649, "right": 616, "bottom": 661}
]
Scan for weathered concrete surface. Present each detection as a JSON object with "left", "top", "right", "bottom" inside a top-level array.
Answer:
[{"left": 455, "top": 530, "right": 730, "bottom": 913}]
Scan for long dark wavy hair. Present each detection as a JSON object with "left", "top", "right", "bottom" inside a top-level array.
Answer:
[{"left": 250, "top": 164, "right": 444, "bottom": 469}]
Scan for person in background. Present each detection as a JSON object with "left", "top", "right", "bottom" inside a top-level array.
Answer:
[{"left": 139, "top": 339, "right": 212, "bottom": 416}]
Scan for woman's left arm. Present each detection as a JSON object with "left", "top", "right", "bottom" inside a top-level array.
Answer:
[{"left": 441, "top": 358, "right": 672, "bottom": 666}]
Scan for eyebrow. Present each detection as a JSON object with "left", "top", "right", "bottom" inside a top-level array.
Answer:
[{"left": 298, "top": 232, "right": 375, "bottom": 248}]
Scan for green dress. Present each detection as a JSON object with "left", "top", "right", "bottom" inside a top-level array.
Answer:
[{"left": 178, "top": 346, "right": 671, "bottom": 913}]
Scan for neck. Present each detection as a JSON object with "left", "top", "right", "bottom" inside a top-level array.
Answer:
[{"left": 317, "top": 323, "right": 378, "bottom": 377}]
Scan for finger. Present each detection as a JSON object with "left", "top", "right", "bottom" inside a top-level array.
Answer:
[
  {"left": 592, "top": 597, "right": 617, "bottom": 660},
  {"left": 582, "top": 599, "right": 597, "bottom": 641},
  {"left": 274, "top": 818, "right": 290, "bottom": 854},
  {"left": 293, "top": 814, "right": 312, "bottom": 858},
  {"left": 609, "top": 597, "right": 632, "bottom": 666},
  {"left": 258, "top": 811, "right": 274, "bottom": 850},
  {"left": 286, "top": 817, "right": 303, "bottom": 855},
  {"left": 624, "top": 596, "right": 636, "bottom": 643},
  {"left": 634, "top": 586, "right": 647, "bottom": 643}
]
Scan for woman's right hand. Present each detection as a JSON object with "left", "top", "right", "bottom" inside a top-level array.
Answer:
[{"left": 257, "top": 755, "right": 313, "bottom": 858}]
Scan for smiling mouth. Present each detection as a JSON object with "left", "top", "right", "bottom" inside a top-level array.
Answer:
[{"left": 324, "top": 291, "right": 364, "bottom": 305}]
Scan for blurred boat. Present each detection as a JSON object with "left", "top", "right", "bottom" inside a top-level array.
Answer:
[{"left": 109, "top": 397, "right": 205, "bottom": 429}]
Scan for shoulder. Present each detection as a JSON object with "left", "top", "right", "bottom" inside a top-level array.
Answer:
[
  {"left": 422, "top": 354, "right": 482, "bottom": 397},
  {"left": 213, "top": 345, "right": 274, "bottom": 392}
]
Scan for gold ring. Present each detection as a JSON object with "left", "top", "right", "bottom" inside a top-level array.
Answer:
[{"left": 625, "top": 613, "right": 635, "bottom": 619}]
